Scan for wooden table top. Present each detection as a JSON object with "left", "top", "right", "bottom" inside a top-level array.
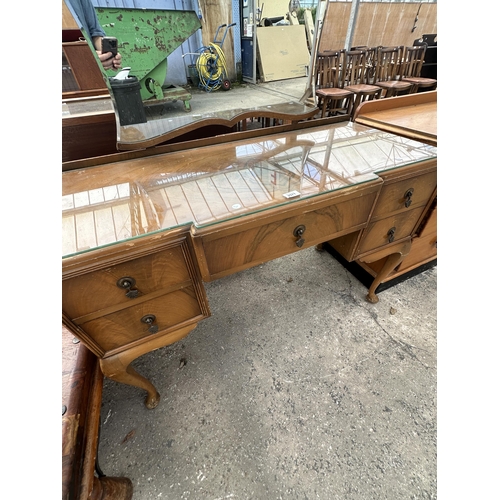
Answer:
[{"left": 353, "top": 91, "right": 437, "bottom": 146}]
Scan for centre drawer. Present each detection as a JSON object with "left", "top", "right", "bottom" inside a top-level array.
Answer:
[{"left": 193, "top": 182, "right": 381, "bottom": 280}]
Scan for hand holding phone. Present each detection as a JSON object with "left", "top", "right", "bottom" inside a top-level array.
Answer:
[{"left": 102, "top": 36, "right": 118, "bottom": 57}]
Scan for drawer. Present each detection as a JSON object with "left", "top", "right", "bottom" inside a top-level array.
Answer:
[
  {"left": 77, "top": 288, "right": 205, "bottom": 354},
  {"left": 356, "top": 208, "right": 424, "bottom": 256},
  {"left": 63, "top": 244, "right": 192, "bottom": 319},
  {"left": 371, "top": 169, "right": 436, "bottom": 220},
  {"left": 194, "top": 184, "right": 380, "bottom": 280},
  {"left": 398, "top": 231, "right": 437, "bottom": 273}
]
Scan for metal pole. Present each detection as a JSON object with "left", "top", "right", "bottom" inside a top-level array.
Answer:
[
  {"left": 300, "top": 0, "right": 326, "bottom": 103},
  {"left": 344, "top": 0, "right": 361, "bottom": 51}
]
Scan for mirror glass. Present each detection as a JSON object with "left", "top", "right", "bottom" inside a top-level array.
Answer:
[{"left": 62, "top": 1, "right": 318, "bottom": 152}]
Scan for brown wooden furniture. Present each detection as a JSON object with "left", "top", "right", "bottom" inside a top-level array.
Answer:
[
  {"left": 314, "top": 50, "right": 354, "bottom": 118},
  {"left": 328, "top": 91, "right": 437, "bottom": 290},
  {"left": 401, "top": 44, "right": 438, "bottom": 94},
  {"left": 350, "top": 46, "right": 379, "bottom": 84},
  {"left": 62, "top": 325, "right": 133, "bottom": 499},
  {"left": 353, "top": 90, "right": 437, "bottom": 146},
  {"left": 373, "top": 46, "right": 412, "bottom": 98},
  {"left": 63, "top": 41, "right": 109, "bottom": 98},
  {"left": 62, "top": 119, "right": 437, "bottom": 409},
  {"left": 62, "top": 0, "right": 109, "bottom": 100},
  {"left": 343, "top": 49, "right": 383, "bottom": 118}
]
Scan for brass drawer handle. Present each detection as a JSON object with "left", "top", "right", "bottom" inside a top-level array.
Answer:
[
  {"left": 404, "top": 188, "right": 414, "bottom": 208},
  {"left": 293, "top": 224, "right": 306, "bottom": 248},
  {"left": 116, "top": 276, "right": 139, "bottom": 299},
  {"left": 387, "top": 226, "right": 396, "bottom": 243},
  {"left": 141, "top": 314, "right": 158, "bottom": 334}
]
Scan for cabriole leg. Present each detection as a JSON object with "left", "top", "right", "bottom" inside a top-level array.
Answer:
[
  {"left": 363, "top": 240, "right": 412, "bottom": 304},
  {"left": 99, "top": 324, "right": 198, "bottom": 409}
]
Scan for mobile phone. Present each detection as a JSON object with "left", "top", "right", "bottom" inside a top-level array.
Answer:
[{"left": 102, "top": 36, "right": 118, "bottom": 56}]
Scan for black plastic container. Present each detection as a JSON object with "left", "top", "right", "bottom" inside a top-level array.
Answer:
[{"left": 109, "top": 75, "right": 147, "bottom": 126}]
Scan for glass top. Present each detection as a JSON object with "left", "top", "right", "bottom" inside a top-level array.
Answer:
[{"left": 62, "top": 121, "right": 437, "bottom": 258}]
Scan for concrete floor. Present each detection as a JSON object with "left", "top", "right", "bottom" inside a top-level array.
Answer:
[
  {"left": 150, "top": 76, "right": 313, "bottom": 117},
  {"left": 97, "top": 77, "right": 437, "bottom": 499}
]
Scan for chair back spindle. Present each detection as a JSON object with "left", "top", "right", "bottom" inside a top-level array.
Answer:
[
  {"left": 316, "top": 50, "right": 345, "bottom": 90},
  {"left": 375, "top": 46, "right": 405, "bottom": 83},
  {"left": 343, "top": 50, "right": 370, "bottom": 86},
  {"left": 400, "top": 43, "right": 436, "bottom": 93},
  {"left": 314, "top": 49, "right": 354, "bottom": 118},
  {"left": 401, "top": 44, "right": 427, "bottom": 78}
]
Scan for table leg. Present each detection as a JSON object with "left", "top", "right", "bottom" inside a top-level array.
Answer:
[
  {"left": 99, "top": 324, "right": 198, "bottom": 409},
  {"left": 91, "top": 476, "right": 133, "bottom": 500},
  {"left": 361, "top": 240, "right": 412, "bottom": 304}
]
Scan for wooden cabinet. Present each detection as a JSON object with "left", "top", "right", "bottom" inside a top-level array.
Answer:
[
  {"left": 327, "top": 159, "right": 436, "bottom": 301},
  {"left": 63, "top": 242, "right": 199, "bottom": 333},
  {"left": 357, "top": 161, "right": 436, "bottom": 255},
  {"left": 63, "top": 228, "right": 210, "bottom": 408},
  {"left": 398, "top": 200, "right": 437, "bottom": 272},
  {"left": 330, "top": 91, "right": 438, "bottom": 291}
]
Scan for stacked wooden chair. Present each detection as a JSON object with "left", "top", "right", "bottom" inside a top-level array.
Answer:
[
  {"left": 351, "top": 46, "right": 379, "bottom": 84},
  {"left": 400, "top": 44, "right": 437, "bottom": 93},
  {"left": 373, "top": 45, "right": 412, "bottom": 98},
  {"left": 342, "top": 49, "right": 383, "bottom": 118},
  {"left": 312, "top": 44, "right": 437, "bottom": 121},
  {"left": 315, "top": 50, "right": 354, "bottom": 118}
]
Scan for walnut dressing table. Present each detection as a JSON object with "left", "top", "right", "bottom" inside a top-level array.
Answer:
[{"left": 62, "top": 120, "right": 437, "bottom": 409}]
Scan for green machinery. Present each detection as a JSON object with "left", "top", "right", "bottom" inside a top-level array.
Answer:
[{"left": 96, "top": 7, "right": 201, "bottom": 111}]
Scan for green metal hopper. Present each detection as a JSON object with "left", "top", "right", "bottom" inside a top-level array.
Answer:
[{"left": 96, "top": 7, "right": 201, "bottom": 110}]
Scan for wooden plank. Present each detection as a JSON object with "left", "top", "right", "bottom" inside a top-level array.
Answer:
[
  {"left": 75, "top": 212, "right": 97, "bottom": 251},
  {"left": 62, "top": 0, "right": 79, "bottom": 29},
  {"left": 166, "top": 185, "right": 196, "bottom": 225},
  {"left": 197, "top": 0, "right": 236, "bottom": 81},
  {"left": 238, "top": 169, "right": 271, "bottom": 205},
  {"left": 225, "top": 171, "right": 260, "bottom": 207},
  {"left": 304, "top": 9, "right": 315, "bottom": 51},
  {"left": 210, "top": 174, "right": 245, "bottom": 216},
  {"left": 180, "top": 181, "right": 213, "bottom": 224}
]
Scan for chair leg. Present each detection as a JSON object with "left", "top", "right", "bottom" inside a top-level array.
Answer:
[
  {"left": 350, "top": 94, "right": 363, "bottom": 120},
  {"left": 323, "top": 96, "right": 353, "bottom": 118},
  {"left": 321, "top": 97, "right": 329, "bottom": 118}
]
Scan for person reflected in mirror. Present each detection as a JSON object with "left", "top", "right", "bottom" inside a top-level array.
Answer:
[{"left": 66, "top": 0, "right": 122, "bottom": 70}]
